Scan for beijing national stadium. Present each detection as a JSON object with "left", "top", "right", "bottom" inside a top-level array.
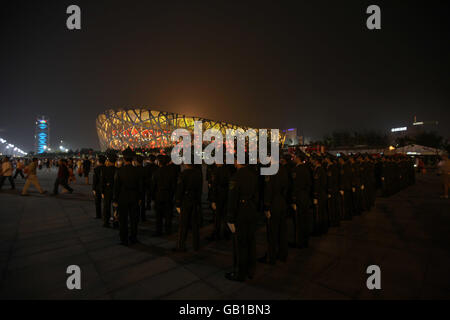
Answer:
[{"left": 96, "top": 108, "right": 268, "bottom": 151}]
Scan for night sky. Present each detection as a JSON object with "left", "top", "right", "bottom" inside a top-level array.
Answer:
[{"left": 1, "top": 0, "right": 449, "bottom": 151}]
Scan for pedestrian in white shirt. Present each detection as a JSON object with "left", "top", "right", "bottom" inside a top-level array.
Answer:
[{"left": 0, "top": 157, "right": 15, "bottom": 190}]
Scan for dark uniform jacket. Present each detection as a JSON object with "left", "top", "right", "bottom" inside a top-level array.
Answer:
[
  {"left": 263, "top": 164, "right": 289, "bottom": 213},
  {"left": 291, "top": 163, "right": 312, "bottom": 207},
  {"left": 101, "top": 166, "right": 116, "bottom": 194},
  {"left": 227, "top": 166, "right": 259, "bottom": 224},
  {"left": 210, "top": 165, "right": 231, "bottom": 204},
  {"left": 93, "top": 165, "right": 105, "bottom": 192},
  {"left": 152, "top": 165, "right": 176, "bottom": 203},
  {"left": 175, "top": 167, "right": 203, "bottom": 208},
  {"left": 312, "top": 165, "right": 327, "bottom": 201},
  {"left": 113, "top": 164, "right": 144, "bottom": 203}
]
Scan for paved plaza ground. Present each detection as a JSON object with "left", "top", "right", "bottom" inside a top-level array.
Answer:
[{"left": 0, "top": 168, "right": 449, "bottom": 300}]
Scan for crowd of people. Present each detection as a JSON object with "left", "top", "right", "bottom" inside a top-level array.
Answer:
[
  {"left": 84, "top": 148, "right": 417, "bottom": 282},
  {"left": 0, "top": 148, "right": 433, "bottom": 283},
  {"left": 0, "top": 156, "right": 95, "bottom": 195}
]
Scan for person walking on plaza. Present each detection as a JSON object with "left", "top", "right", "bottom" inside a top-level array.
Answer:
[
  {"left": 76, "top": 158, "right": 83, "bottom": 177},
  {"left": 225, "top": 154, "right": 259, "bottom": 282},
  {"left": 113, "top": 148, "right": 143, "bottom": 246},
  {"left": 437, "top": 154, "right": 450, "bottom": 199},
  {"left": 67, "top": 158, "right": 76, "bottom": 183},
  {"left": 93, "top": 155, "right": 106, "bottom": 219},
  {"left": 21, "top": 158, "right": 46, "bottom": 196},
  {"left": 0, "top": 157, "right": 15, "bottom": 190},
  {"left": 53, "top": 159, "right": 74, "bottom": 195},
  {"left": 14, "top": 159, "right": 25, "bottom": 179}
]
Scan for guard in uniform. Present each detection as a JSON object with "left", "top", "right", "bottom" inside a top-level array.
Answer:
[
  {"left": 349, "top": 155, "right": 362, "bottom": 216},
  {"left": 209, "top": 162, "right": 231, "bottom": 241},
  {"left": 324, "top": 155, "right": 340, "bottom": 227},
  {"left": 134, "top": 155, "right": 147, "bottom": 222},
  {"left": 261, "top": 156, "right": 289, "bottom": 264},
  {"left": 174, "top": 160, "right": 203, "bottom": 252},
  {"left": 152, "top": 155, "right": 175, "bottom": 236},
  {"left": 225, "top": 155, "right": 259, "bottom": 282},
  {"left": 290, "top": 150, "right": 312, "bottom": 248},
  {"left": 101, "top": 152, "right": 117, "bottom": 228},
  {"left": 92, "top": 155, "right": 106, "bottom": 219},
  {"left": 113, "top": 148, "right": 143, "bottom": 246},
  {"left": 144, "top": 155, "right": 157, "bottom": 210},
  {"left": 338, "top": 155, "right": 353, "bottom": 220},
  {"left": 311, "top": 156, "right": 327, "bottom": 235}
]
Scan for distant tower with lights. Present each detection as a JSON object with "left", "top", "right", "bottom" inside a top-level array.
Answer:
[{"left": 35, "top": 116, "right": 50, "bottom": 154}]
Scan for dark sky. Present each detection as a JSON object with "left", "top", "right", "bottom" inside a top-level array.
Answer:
[{"left": 1, "top": 0, "right": 449, "bottom": 151}]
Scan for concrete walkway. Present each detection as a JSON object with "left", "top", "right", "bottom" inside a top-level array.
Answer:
[{"left": 0, "top": 169, "right": 449, "bottom": 299}]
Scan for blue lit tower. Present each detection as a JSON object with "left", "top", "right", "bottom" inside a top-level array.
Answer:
[{"left": 35, "top": 116, "right": 50, "bottom": 154}]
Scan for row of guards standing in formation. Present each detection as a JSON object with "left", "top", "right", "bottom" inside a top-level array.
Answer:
[{"left": 91, "top": 147, "right": 415, "bottom": 282}]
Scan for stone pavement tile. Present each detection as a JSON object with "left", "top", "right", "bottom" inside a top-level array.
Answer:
[
  {"left": 285, "top": 251, "right": 338, "bottom": 279},
  {"left": 360, "top": 249, "right": 428, "bottom": 299},
  {"left": 356, "top": 284, "right": 416, "bottom": 300},
  {"left": 7, "top": 244, "right": 87, "bottom": 271},
  {"left": 225, "top": 284, "right": 291, "bottom": 300},
  {"left": 183, "top": 262, "right": 223, "bottom": 279},
  {"left": 138, "top": 236, "right": 168, "bottom": 246},
  {"left": 401, "top": 223, "right": 434, "bottom": 242},
  {"left": 161, "top": 280, "right": 222, "bottom": 300},
  {"left": 339, "top": 240, "right": 388, "bottom": 266},
  {"left": 314, "top": 258, "right": 367, "bottom": 298},
  {"left": 292, "top": 281, "right": 352, "bottom": 300},
  {"left": 248, "top": 264, "right": 309, "bottom": 296},
  {"left": 0, "top": 254, "right": 91, "bottom": 299},
  {"left": 19, "top": 217, "right": 70, "bottom": 227},
  {"left": 194, "top": 251, "right": 232, "bottom": 270},
  {"left": 156, "top": 240, "right": 177, "bottom": 250},
  {"left": 11, "top": 237, "right": 81, "bottom": 258},
  {"left": 352, "top": 230, "right": 408, "bottom": 251},
  {"left": 0, "top": 232, "right": 18, "bottom": 242},
  {"left": 78, "top": 230, "right": 118, "bottom": 243},
  {"left": 16, "top": 226, "right": 74, "bottom": 241},
  {"left": 203, "top": 270, "right": 247, "bottom": 295},
  {"left": 419, "top": 284, "right": 450, "bottom": 300},
  {"left": 18, "top": 220, "right": 71, "bottom": 234},
  {"left": 102, "top": 256, "right": 178, "bottom": 292},
  {"left": 88, "top": 244, "right": 135, "bottom": 261},
  {"left": 422, "top": 249, "right": 450, "bottom": 290},
  {"left": 111, "top": 266, "right": 199, "bottom": 300},
  {"left": 0, "top": 240, "right": 14, "bottom": 255},
  {"left": 13, "top": 231, "right": 79, "bottom": 251},
  {"left": 308, "top": 234, "right": 349, "bottom": 257},
  {"left": 94, "top": 250, "right": 154, "bottom": 274},
  {"left": 83, "top": 235, "right": 122, "bottom": 251},
  {"left": 0, "top": 222, "right": 21, "bottom": 232},
  {"left": 46, "top": 263, "right": 110, "bottom": 300}
]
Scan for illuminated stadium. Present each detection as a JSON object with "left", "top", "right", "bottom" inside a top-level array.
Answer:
[{"left": 96, "top": 108, "right": 266, "bottom": 151}]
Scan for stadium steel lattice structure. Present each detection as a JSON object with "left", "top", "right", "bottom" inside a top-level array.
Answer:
[{"left": 96, "top": 108, "right": 280, "bottom": 151}]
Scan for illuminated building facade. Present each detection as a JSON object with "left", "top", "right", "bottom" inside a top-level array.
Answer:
[
  {"left": 96, "top": 108, "right": 258, "bottom": 151},
  {"left": 35, "top": 116, "right": 50, "bottom": 154}
]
